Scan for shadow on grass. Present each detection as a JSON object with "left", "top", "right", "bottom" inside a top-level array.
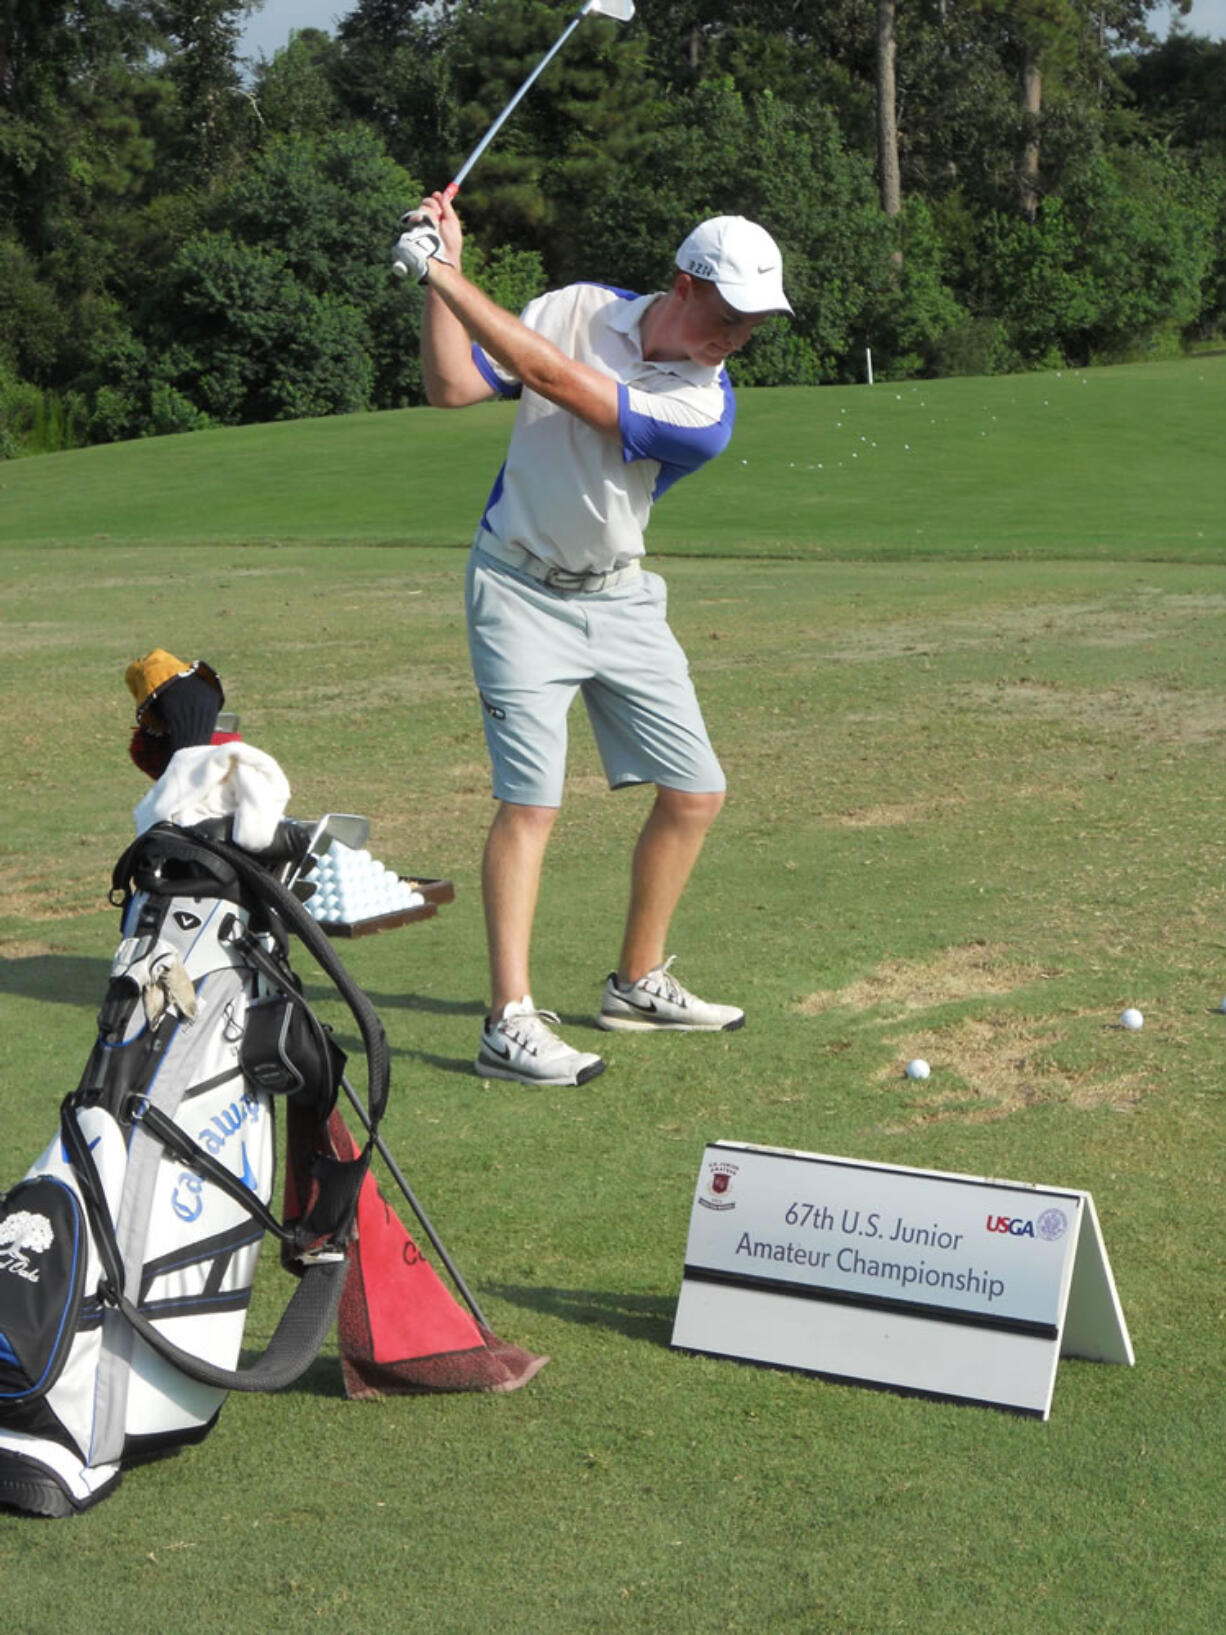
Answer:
[
  {"left": 265, "top": 1351, "right": 349, "bottom": 1400},
  {"left": 309, "top": 985, "right": 485, "bottom": 1019},
  {"left": 483, "top": 1283, "right": 675, "bottom": 1348},
  {"left": 0, "top": 953, "right": 111, "bottom": 1007}
]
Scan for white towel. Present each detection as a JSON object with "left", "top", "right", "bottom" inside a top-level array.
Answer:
[{"left": 134, "top": 743, "right": 291, "bottom": 852}]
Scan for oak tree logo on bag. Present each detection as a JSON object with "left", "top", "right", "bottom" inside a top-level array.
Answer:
[{"left": 0, "top": 1211, "right": 54, "bottom": 1282}]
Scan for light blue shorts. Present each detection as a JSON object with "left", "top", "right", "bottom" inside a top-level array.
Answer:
[{"left": 465, "top": 545, "right": 726, "bottom": 808}]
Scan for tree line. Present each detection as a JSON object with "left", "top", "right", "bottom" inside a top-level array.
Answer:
[{"left": 2, "top": 1, "right": 1223, "bottom": 457}]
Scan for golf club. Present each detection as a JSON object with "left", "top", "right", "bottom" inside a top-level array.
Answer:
[{"left": 442, "top": 0, "right": 636, "bottom": 203}]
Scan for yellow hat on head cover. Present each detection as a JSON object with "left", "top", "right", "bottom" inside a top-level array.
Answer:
[{"left": 126, "top": 649, "right": 222, "bottom": 730}]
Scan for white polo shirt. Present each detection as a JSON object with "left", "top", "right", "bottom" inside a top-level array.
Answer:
[{"left": 471, "top": 283, "right": 736, "bottom": 576}]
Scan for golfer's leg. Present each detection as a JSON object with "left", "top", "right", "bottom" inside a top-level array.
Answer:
[
  {"left": 617, "top": 786, "right": 724, "bottom": 985},
  {"left": 483, "top": 800, "right": 559, "bottom": 1014}
]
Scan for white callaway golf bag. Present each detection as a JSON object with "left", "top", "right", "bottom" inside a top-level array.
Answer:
[{"left": 0, "top": 820, "right": 388, "bottom": 1517}]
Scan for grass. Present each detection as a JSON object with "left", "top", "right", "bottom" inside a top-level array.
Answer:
[
  {"left": 0, "top": 356, "right": 1222, "bottom": 557},
  {"left": 2, "top": 359, "right": 1226, "bottom": 1633}
]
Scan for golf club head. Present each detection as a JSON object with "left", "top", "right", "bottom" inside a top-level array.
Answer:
[
  {"left": 585, "top": 0, "right": 635, "bottom": 19},
  {"left": 282, "top": 812, "right": 371, "bottom": 884},
  {"left": 315, "top": 813, "right": 372, "bottom": 854}
]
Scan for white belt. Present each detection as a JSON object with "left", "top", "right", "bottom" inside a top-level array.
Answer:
[{"left": 476, "top": 533, "right": 641, "bottom": 594}]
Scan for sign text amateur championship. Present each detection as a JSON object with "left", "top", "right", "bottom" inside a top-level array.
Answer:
[{"left": 673, "top": 1142, "right": 1133, "bottom": 1416}]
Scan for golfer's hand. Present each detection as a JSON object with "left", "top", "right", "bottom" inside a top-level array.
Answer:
[
  {"left": 402, "top": 192, "right": 463, "bottom": 264},
  {"left": 391, "top": 219, "right": 448, "bottom": 283}
]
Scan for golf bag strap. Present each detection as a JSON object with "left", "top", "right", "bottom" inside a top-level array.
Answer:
[
  {"left": 60, "top": 1095, "right": 348, "bottom": 1393},
  {"left": 59, "top": 1095, "right": 126, "bottom": 1299},
  {"left": 128, "top": 1098, "right": 293, "bottom": 1244},
  {"left": 115, "top": 1257, "right": 348, "bottom": 1394},
  {"left": 110, "top": 827, "right": 239, "bottom": 901},
  {"left": 153, "top": 824, "right": 390, "bottom": 1135}
]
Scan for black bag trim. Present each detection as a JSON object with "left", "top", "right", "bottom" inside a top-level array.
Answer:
[
  {"left": 137, "top": 1289, "right": 256, "bottom": 1321},
  {"left": 139, "top": 1221, "right": 266, "bottom": 1310},
  {"left": 180, "top": 1063, "right": 247, "bottom": 1103},
  {"left": 139, "top": 1221, "right": 265, "bottom": 1293}
]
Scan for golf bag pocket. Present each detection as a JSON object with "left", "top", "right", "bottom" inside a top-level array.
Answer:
[
  {"left": 0, "top": 1177, "right": 87, "bottom": 1405},
  {"left": 241, "top": 991, "right": 344, "bottom": 1115}
]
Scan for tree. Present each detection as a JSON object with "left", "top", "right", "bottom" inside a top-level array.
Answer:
[
  {"left": 0, "top": 2, "right": 156, "bottom": 247},
  {"left": 432, "top": 0, "right": 660, "bottom": 275},
  {"left": 250, "top": 29, "right": 342, "bottom": 139},
  {"left": 217, "top": 126, "right": 424, "bottom": 407},
  {"left": 153, "top": 232, "right": 373, "bottom": 422},
  {"left": 332, "top": 0, "right": 461, "bottom": 187},
  {"left": 146, "top": 1, "right": 256, "bottom": 185},
  {"left": 876, "top": 0, "right": 901, "bottom": 217},
  {"left": 1124, "top": 31, "right": 1226, "bottom": 155},
  {"left": 974, "top": 143, "right": 1213, "bottom": 362},
  {"left": 587, "top": 79, "right": 890, "bottom": 381}
]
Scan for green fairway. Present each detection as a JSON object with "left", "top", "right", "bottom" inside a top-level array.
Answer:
[
  {"left": 2, "top": 363, "right": 1226, "bottom": 1633},
  {"left": 1, "top": 356, "right": 1222, "bottom": 558}
]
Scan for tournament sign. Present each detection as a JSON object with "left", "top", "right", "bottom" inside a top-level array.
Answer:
[{"left": 671, "top": 1142, "right": 1133, "bottom": 1418}]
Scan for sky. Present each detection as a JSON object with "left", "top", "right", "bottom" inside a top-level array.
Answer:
[{"left": 237, "top": 0, "right": 1226, "bottom": 65}]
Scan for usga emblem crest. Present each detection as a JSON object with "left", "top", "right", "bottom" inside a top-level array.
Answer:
[{"left": 698, "top": 1160, "right": 739, "bottom": 1211}]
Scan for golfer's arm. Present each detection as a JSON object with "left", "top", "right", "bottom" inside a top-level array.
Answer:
[
  {"left": 425, "top": 261, "right": 620, "bottom": 435},
  {"left": 421, "top": 286, "right": 494, "bottom": 408}
]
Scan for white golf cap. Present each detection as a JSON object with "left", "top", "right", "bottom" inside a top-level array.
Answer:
[{"left": 675, "top": 215, "right": 792, "bottom": 316}]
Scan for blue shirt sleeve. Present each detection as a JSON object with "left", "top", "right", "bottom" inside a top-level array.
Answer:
[
  {"left": 617, "top": 374, "right": 736, "bottom": 499},
  {"left": 472, "top": 344, "right": 522, "bottom": 399}
]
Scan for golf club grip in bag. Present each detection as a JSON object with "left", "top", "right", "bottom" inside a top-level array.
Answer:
[{"left": 0, "top": 820, "right": 389, "bottom": 1516}]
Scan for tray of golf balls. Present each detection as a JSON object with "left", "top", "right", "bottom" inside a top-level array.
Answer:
[{"left": 302, "top": 840, "right": 454, "bottom": 937}]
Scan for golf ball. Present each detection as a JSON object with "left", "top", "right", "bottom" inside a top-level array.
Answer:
[
  {"left": 905, "top": 1058, "right": 931, "bottom": 1080},
  {"left": 1120, "top": 1008, "right": 1144, "bottom": 1031}
]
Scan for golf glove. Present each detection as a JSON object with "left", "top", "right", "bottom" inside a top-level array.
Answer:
[{"left": 391, "top": 220, "right": 448, "bottom": 283}]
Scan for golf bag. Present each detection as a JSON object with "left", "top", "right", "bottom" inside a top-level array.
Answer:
[{"left": 0, "top": 821, "right": 388, "bottom": 1517}]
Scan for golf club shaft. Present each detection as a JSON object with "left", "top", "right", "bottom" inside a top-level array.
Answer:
[
  {"left": 340, "top": 1074, "right": 490, "bottom": 1330},
  {"left": 443, "top": 10, "right": 588, "bottom": 201}
]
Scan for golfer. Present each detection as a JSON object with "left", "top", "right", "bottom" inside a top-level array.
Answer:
[{"left": 395, "top": 198, "right": 791, "bottom": 1086}]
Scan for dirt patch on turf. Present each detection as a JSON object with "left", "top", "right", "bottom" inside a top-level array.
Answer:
[
  {"left": 0, "top": 890, "right": 99, "bottom": 924},
  {"left": 834, "top": 800, "right": 954, "bottom": 829},
  {"left": 797, "top": 942, "right": 1053, "bottom": 1015},
  {"left": 0, "top": 938, "right": 64, "bottom": 959},
  {"left": 874, "top": 1013, "right": 1144, "bottom": 1129},
  {"left": 960, "top": 680, "right": 1226, "bottom": 746},
  {"left": 816, "top": 599, "right": 1162, "bottom": 668}
]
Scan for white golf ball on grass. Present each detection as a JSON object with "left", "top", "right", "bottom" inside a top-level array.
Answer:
[
  {"left": 1119, "top": 1008, "right": 1144, "bottom": 1031},
  {"left": 905, "top": 1058, "right": 931, "bottom": 1080}
]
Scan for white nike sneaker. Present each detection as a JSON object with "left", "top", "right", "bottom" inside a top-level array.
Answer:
[
  {"left": 476, "top": 997, "right": 606, "bottom": 1086},
  {"left": 595, "top": 957, "right": 746, "bottom": 1033}
]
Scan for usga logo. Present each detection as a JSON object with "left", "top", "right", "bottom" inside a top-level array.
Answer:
[
  {"left": 986, "top": 1208, "right": 1068, "bottom": 1241},
  {"left": 698, "top": 1160, "right": 739, "bottom": 1211}
]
